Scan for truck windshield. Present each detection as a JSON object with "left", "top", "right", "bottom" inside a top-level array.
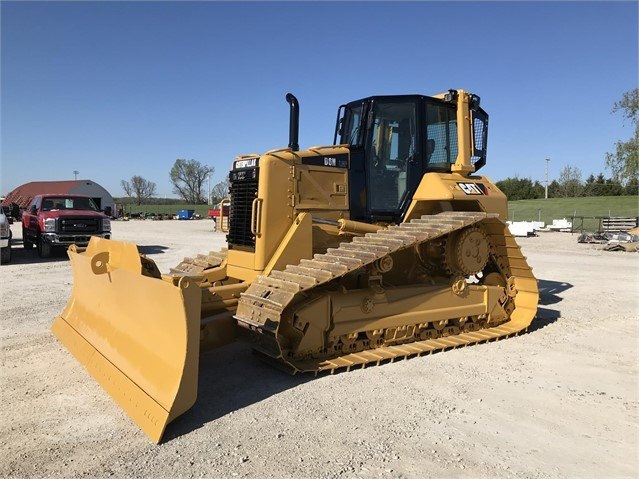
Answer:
[{"left": 41, "top": 197, "right": 99, "bottom": 212}]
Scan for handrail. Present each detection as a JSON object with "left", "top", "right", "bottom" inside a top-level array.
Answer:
[{"left": 250, "top": 198, "right": 263, "bottom": 236}]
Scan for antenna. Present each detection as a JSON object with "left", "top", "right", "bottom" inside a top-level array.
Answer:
[{"left": 544, "top": 158, "right": 550, "bottom": 199}]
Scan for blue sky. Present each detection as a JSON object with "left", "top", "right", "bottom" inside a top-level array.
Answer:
[{"left": 1, "top": 1, "right": 637, "bottom": 198}]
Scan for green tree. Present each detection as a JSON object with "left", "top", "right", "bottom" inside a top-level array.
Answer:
[
  {"left": 557, "top": 165, "right": 583, "bottom": 197},
  {"left": 583, "top": 174, "right": 597, "bottom": 196},
  {"left": 548, "top": 180, "right": 561, "bottom": 198},
  {"left": 120, "top": 175, "right": 157, "bottom": 205},
  {"left": 169, "top": 159, "right": 214, "bottom": 204},
  {"left": 210, "top": 180, "right": 230, "bottom": 204},
  {"left": 604, "top": 177, "right": 624, "bottom": 196},
  {"left": 583, "top": 173, "right": 626, "bottom": 197},
  {"left": 496, "top": 177, "right": 543, "bottom": 200},
  {"left": 623, "top": 177, "right": 638, "bottom": 195},
  {"left": 605, "top": 89, "right": 638, "bottom": 186},
  {"left": 624, "top": 177, "right": 638, "bottom": 196},
  {"left": 531, "top": 180, "right": 545, "bottom": 198}
]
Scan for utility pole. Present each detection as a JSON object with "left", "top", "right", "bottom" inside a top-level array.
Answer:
[
  {"left": 544, "top": 158, "right": 550, "bottom": 199},
  {"left": 73, "top": 170, "right": 79, "bottom": 180},
  {"left": 207, "top": 174, "right": 211, "bottom": 205}
]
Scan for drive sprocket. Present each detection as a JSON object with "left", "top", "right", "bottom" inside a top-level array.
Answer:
[{"left": 446, "top": 226, "right": 489, "bottom": 276}]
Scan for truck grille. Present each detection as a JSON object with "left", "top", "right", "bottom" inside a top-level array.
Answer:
[
  {"left": 60, "top": 217, "right": 100, "bottom": 234},
  {"left": 228, "top": 169, "right": 259, "bottom": 249}
]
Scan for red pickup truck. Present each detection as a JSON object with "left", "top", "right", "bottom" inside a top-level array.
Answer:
[{"left": 22, "top": 194, "right": 111, "bottom": 258}]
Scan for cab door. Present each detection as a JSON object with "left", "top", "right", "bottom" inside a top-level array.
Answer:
[
  {"left": 364, "top": 98, "right": 421, "bottom": 222},
  {"left": 24, "top": 197, "right": 42, "bottom": 240}
]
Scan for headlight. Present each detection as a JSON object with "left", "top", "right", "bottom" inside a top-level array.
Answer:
[
  {"left": 43, "top": 218, "right": 56, "bottom": 232},
  {"left": 103, "top": 218, "right": 111, "bottom": 231}
]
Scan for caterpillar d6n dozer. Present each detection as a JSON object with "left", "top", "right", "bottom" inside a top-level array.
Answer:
[{"left": 52, "top": 89, "right": 539, "bottom": 443}]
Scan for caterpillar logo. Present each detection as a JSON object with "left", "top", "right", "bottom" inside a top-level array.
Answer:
[
  {"left": 457, "top": 182, "right": 486, "bottom": 195},
  {"left": 234, "top": 158, "right": 258, "bottom": 169}
]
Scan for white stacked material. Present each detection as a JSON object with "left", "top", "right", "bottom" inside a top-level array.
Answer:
[
  {"left": 548, "top": 218, "right": 573, "bottom": 231},
  {"left": 507, "top": 221, "right": 540, "bottom": 237},
  {"left": 531, "top": 221, "right": 545, "bottom": 230}
]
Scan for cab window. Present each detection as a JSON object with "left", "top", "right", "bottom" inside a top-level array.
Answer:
[
  {"left": 30, "top": 197, "right": 42, "bottom": 212},
  {"left": 366, "top": 101, "right": 416, "bottom": 212},
  {"left": 343, "top": 103, "right": 363, "bottom": 146},
  {"left": 425, "top": 103, "right": 458, "bottom": 170}
]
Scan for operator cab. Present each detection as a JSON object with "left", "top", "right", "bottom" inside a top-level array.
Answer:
[{"left": 335, "top": 93, "right": 488, "bottom": 223}]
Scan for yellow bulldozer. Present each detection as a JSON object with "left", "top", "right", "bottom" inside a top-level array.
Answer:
[{"left": 52, "top": 89, "right": 539, "bottom": 443}]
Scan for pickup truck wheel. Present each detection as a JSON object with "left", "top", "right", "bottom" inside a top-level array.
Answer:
[
  {"left": 0, "top": 244, "right": 10, "bottom": 264},
  {"left": 22, "top": 226, "right": 34, "bottom": 250},
  {"left": 37, "top": 237, "right": 52, "bottom": 258}
]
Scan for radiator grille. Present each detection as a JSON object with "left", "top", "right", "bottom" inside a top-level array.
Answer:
[
  {"left": 228, "top": 169, "right": 259, "bottom": 249},
  {"left": 60, "top": 217, "right": 100, "bottom": 234}
]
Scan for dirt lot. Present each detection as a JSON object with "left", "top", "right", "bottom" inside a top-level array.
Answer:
[{"left": 1, "top": 219, "right": 637, "bottom": 478}]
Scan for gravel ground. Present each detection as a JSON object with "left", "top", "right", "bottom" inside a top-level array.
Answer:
[{"left": 1, "top": 219, "right": 637, "bottom": 478}]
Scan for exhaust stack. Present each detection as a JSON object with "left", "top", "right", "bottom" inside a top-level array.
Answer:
[{"left": 285, "top": 93, "right": 299, "bottom": 151}]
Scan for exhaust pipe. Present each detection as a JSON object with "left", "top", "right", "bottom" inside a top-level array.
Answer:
[{"left": 285, "top": 93, "right": 299, "bottom": 151}]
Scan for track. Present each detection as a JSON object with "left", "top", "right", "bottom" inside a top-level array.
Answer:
[
  {"left": 235, "top": 211, "right": 538, "bottom": 373},
  {"left": 170, "top": 248, "right": 227, "bottom": 276}
]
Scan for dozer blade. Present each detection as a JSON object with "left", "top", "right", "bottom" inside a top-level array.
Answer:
[{"left": 51, "top": 238, "right": 202, "bottom": 443}]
